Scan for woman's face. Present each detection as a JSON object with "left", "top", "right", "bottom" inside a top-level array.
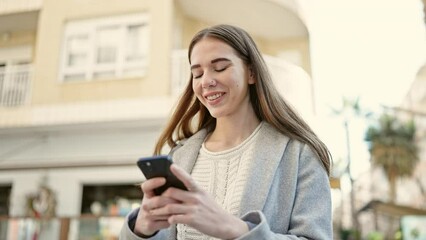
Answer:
[{"left": 190, "top": 37, "right": 255, "bottom": 119}]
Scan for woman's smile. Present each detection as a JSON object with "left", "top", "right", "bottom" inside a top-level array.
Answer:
[{"left": 204, "top": 92, "right": 226, "bottom": 104}]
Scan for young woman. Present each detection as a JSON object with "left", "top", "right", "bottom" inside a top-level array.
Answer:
[{"left": 121, "top": 24, "right": 332, "bottom": 240}]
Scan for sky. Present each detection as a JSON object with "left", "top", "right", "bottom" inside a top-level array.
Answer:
[
  {"left": 299, "top": 0, "right": 426, "bottom": 179},
  {"left": 305, "top": 0, "right": 426, "bottom": 113}
]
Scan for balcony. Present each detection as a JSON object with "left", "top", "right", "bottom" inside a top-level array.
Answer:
[
  {"left": 0, "top": 0, "right": 42, "bottom": 15},
  {"left": 0, "top": 0, "right": 41, "bottom": 33},
  {"left": 0, "top": 64, "right": 32, "bottom": 107}
]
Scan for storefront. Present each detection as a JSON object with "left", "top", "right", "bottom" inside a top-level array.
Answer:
[{"left": 0, "top": 119, "right": 164, "bottom": 239}]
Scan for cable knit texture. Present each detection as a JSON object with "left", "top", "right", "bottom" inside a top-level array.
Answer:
[{"left": 177, "top": 123, "right": 263, "bottom": 240}]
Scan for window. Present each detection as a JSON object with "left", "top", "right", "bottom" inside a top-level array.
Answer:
[
  {"left": 60, "top": 13, "right": 149, "bottom": 82},
  {"left": 0, "top": 185, "right": 11, "bottom": 216},
  {"left": 81, "top": 184, "right": 142, "bottom": 216},
  {"left": 76, "top": 184, "right": 141, "bottom": 239}
]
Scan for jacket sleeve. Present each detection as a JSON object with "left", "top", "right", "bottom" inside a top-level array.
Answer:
[
  {"left": 119, "top": 208, "right": 169, "bottom": 240},
  {"left": 236, "top": 144, "right": 332, "bottom": 240}
]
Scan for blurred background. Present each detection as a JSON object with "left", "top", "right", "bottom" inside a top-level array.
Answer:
[{"left": 0, "top": 0, "right": 425, "bottom": 239}]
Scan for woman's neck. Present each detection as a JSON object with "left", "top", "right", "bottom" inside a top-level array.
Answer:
[{"left": 205, "top": 114, "right": 261, "bottom": 152}]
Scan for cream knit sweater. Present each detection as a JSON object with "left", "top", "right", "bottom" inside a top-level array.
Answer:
[{"left": 177, "top": 123, "right": 263, "bottom": 240}]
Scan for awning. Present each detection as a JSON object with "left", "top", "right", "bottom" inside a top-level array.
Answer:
[{"left": 358, "top": 200, "right": 426, "bottom": 217}]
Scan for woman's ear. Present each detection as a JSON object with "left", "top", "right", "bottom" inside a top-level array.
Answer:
[{"left": 248, "top": 68, "right": 256, "bottom": 84}]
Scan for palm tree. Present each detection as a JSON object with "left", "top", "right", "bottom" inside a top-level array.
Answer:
[{"left": 364, "top": 113, "right": 418, "bottom": 203}]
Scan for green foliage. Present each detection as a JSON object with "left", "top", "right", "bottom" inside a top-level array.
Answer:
[
  {"left": 367, "top": 231, "right": 384, "bottom": 240},
  {"left": 340, "top": 228, "right": 361, "bottom": 240},
  {"left": 365, "top": 114, "right": 418, "bottom": 177}
]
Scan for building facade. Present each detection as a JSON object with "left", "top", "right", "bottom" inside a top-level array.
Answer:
[{"left": 0, "top": 0, "right": 316, "bottom": 238}]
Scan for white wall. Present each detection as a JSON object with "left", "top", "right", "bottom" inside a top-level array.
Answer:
[
  {"left": 0, "top": 121, "right": 164, "bottom": 217},
  {"left": 1, "top": 165, "right": 144, "bottom": 217}
]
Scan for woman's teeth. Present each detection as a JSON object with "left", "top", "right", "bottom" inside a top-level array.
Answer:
[{"left": 206, "top": 93, "right": 223, "bottom": 101}]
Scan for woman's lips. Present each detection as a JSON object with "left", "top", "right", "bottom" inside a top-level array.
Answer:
[{"left": 204, "top": 92, "right": 225, "bottom": 104}]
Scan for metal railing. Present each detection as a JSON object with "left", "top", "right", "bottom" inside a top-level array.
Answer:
[
  {"left": 0, "top": 64, "right": 32, "bottom": 107},
  {"left": 0, "top": 0, "right": 42, "bottom": 14}
]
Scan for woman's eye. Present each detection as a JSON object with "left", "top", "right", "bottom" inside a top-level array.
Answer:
[
  {"left": 215, "top": 66, "right": 228, "bottom": 72},
  {"left": 191, "top": 69, "right": 203, "bottom": 79},
  {"left": 193, "top": 73, "right": 203, "bottom": 79}
]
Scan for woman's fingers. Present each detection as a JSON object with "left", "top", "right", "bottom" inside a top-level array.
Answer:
[
  {"left": 170, "top": 164, "right": 200, "bottom": 192},
  {"left": 150, "top": 202, "right": 191, "bottom": 216},
  {"left": 142, "top": 195, "right": 179, "bottom": 212},
  {"left": 141, "top": 177, "right": 166, "bottom": 198},
  {"left": 135, "top": 208, "right": 171, "bottom": 237},
  {"left": 146, "top": 212, "right": 172, "bottom": 221}
]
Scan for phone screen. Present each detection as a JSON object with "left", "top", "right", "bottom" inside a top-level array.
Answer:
[{"left": 137, "top": 155, "right": 187, "bottom": 195}]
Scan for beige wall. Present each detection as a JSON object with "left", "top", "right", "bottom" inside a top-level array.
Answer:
[
  {"left": 181, "top": 17, "right": 209, "bottom": 49},
  {"left": 169, "top": 12, "right": 311, "bottom": 74},
  {"left": 261, "top": 37, "right": 311, "bottom": 74},
  {"left": 32, "top": 0, "right": 174, "bottom": 105},
  {"left": 173, "top": 4, "right": 213, "bottom": 50},
  {"left": 29, "top": 0, "right": 311, "bottom": 104}
]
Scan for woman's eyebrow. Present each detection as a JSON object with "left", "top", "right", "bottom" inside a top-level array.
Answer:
[
  {"left": 211, "top": 58, "right": 231, "bottom": 64},
  {"left": 190, "top": 64, "right": 201, "bottom": 70},
  {"left": 190, "top": 58, "right": 231, "bottom": 70}
]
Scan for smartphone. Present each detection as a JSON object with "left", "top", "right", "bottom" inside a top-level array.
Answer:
[{"left": 137, "top": 155, "right": 187, "bottom": 195}]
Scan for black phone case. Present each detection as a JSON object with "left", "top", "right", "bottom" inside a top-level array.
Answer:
[{"left": 137, "top": 155, "right": 187, "bottom": 195}]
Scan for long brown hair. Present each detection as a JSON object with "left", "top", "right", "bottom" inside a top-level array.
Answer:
[{"left": 154, "top": 24, "right": 331, "bottom": 175}]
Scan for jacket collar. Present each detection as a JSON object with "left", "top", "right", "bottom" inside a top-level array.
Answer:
[
  {"left": 172, "top": 128, "right": 207, "bottom": 174},
  {"left": 238, "top": 123, "right": 289, "bottom": 213},
  {"left": 171, "top": 122, "right": 290, "bottom": 215}
]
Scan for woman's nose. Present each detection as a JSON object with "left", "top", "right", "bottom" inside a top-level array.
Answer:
[{"left": 201, "top": 73, "right": 217, "bottom": 88}]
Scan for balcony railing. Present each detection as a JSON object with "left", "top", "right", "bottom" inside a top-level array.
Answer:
[
  {"left": 0, "top": 64, "right": 32, "bottom": 107},
  {"left": 0, "top": 0, "right": 42, "bottom": 14}
]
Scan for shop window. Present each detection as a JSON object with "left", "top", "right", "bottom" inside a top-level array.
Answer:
[
  {"left": 60, "top": 13, "right": 150, "bottom": 81},
  {"left": 0, "top": 185, "right": 12, "bottom": 240},
  {"left": 81, "top": 184, "right": 142, "bottom": 216},
  {"left": 0, "top": 184, "right": 11, "bottom": 216}
]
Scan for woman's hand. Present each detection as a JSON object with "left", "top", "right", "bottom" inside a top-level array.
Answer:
[
  {"left": 150, "top": 164, "right": 249, "bottom": 239},
  {"left": 134, "top": 177, "right": 179, "bottom": 237}
]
